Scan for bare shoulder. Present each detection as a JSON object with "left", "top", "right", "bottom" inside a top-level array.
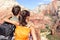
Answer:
[{"left": 27, "top": 21, "right": 34, "bottom": 28}]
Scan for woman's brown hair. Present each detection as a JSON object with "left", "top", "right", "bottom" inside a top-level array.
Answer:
[{"left": 19, "top": 10, "right": 30, "bottom": 26}]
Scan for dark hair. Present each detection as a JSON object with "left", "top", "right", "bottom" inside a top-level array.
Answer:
[
  {"left": 20, "top": 10, "right": 30, "bottom": 17},
  {"left": 12, "top": 5, "right": 21, "bottom": 16},
  {"left": 19, "top": 10, "right": 30, "bottom": 26}
]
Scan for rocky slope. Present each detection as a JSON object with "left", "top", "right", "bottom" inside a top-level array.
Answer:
[{"left": 33, "top": 4, "right": 48, "bottom": 13}]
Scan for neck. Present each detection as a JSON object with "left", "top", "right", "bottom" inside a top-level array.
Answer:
[{"left": 13, "top": 15, "right": 18, "bottom": 18}]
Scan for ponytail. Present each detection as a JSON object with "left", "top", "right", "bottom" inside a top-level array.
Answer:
[{"left": 18, "top": 15, "right": 27, "bottom": 26}]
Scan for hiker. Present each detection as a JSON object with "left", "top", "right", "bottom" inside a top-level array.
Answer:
[
  {"left": 0, "top": 5, "right": 21, "bottom": 40},
  {"left": 14, "top": 10, "right": 37, "bottom": 40},
  {"left": 3, "top": 5, "right": 21, "bottom": 25}
]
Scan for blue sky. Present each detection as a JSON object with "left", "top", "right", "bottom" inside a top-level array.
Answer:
[{"left": 16, "top": 0, "right": 52, "bottom": 10}]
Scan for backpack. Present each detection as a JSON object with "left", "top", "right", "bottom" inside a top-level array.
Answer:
[{"left": 0, "top": 22, "right": 16, "bottom": 37}]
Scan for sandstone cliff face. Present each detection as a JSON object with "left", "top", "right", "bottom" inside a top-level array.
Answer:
[
  {"left": 33, "top": 4, "right": 48, "bottom": 13},
  {"left": 0, "top": 0, "right": 16, "bottom": 18}
]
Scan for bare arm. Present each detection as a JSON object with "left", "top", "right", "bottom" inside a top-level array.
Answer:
[
  {"left": 30, "top": 27, "right": 37, "bottom": 40},
  {"left": 2, "top": 13, "right": 19, "bottom": 25},
  {"left": 1, "top": 14, "right": 12, "bottom": 20},
  {"left": 0, "top": 14, "right": 13, "bottom": 24},
  {"left": 3, "top": 18, "right": 19, "bottom": 25}
]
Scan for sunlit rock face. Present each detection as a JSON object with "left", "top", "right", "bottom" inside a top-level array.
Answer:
[
  {"left": 33, "top": 4, "right": 48, "bottom": 14},
  {"left": 0, "top": 0, "right": 19, "bottom": 19},
  {"left": 0, "top": 0, "right": 17, "bottom": 10}
]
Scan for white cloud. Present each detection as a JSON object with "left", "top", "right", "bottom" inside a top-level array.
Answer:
[
  {"left": 38, "top": 2, "right": 44, "bottom": 5},
  {"left": 38, "top": 0, "right": 51, "bottom": 5},
  {"left": 43, "top": 0, "right": 50, "bottom": 1}
]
